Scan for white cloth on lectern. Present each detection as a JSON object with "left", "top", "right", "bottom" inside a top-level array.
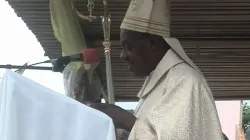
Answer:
[{"left": 0, "top": 70, "right": 116, "bottom": 140}]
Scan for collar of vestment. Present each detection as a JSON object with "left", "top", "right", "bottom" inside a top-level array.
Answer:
[{"left": 137, "top": 49, "right": 184, "bottom": 98}]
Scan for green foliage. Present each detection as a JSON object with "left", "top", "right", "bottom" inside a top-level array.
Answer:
[{"left": 243, "top": 102, "right": 250, "bottom": 133}]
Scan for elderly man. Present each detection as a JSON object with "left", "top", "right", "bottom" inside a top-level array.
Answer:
[{"left": 90, "top": 0, "right": 224, "bottom": 139}]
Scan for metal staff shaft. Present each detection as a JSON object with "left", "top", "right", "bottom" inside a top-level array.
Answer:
[
  {"left": 104, "top": 44, "right": 115, "bottom": 104},
  {"left": 101, "top": 0, "right": 115, "bottom": 104}
]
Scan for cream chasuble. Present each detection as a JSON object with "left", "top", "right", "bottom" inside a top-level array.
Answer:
[
  {"left": 119, "top": 0, "right": 224, "bottom": 139},
  {"left": 127, "top": 49, "right": 224, "bottom": 140}
]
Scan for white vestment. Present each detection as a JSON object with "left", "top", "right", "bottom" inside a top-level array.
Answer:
[
  {"left": 119, "top": 0, "right": 224, "bottom": 139},
  {"left": 0, "top": 70, "right": 116, "bottom": 140},
  {"left": 128, "top": 49, "right": 224, "bottom": 140}
]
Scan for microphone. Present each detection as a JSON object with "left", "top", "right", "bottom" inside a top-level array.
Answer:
[{"left": 52, "top": 49, "right": 100, "bottom": 72}]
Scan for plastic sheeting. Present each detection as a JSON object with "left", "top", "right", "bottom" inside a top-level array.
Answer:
[
  {"left": 63, "top": 64, "right": 107, "bottom": 103},
  {"left": 0, "top": 70, "right": 116, "bottom": 140},
  {"left": 50, "top": 0, "right": 107, "bottom": 102}
]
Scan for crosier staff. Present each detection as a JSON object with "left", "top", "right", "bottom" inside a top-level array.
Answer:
[{"left": 101, "top": 0, "right": 115, "bottom": 104}]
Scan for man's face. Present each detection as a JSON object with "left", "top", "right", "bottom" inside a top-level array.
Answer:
[{"left": 120, "top": 29, "right": 152, "bottom": 77}]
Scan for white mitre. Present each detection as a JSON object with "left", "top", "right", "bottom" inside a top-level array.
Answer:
[{"left": 120, "top": 0, "right": 203, "bottom": 75}]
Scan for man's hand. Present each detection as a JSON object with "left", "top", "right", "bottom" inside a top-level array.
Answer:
[{"left": 87, "top": 103, "right": 136, "bottom": 131}]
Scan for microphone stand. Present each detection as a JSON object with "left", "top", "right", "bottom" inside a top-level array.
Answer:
[
  {"left": 0, "top": 53, "right": 84, "bottom": 72},
  {"left": 0, "top": 65, "right": 52, "bottom": 71}
]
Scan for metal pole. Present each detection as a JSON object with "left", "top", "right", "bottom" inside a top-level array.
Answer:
[
  {"left": 101, "top": 0, "right": 115, "bottom": 104},
  {"left": 0, "top": 65, "right": 52, "bottom": 71},
  {"left": 103, "top": 42, "right": 115, "bottom": 104}
]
